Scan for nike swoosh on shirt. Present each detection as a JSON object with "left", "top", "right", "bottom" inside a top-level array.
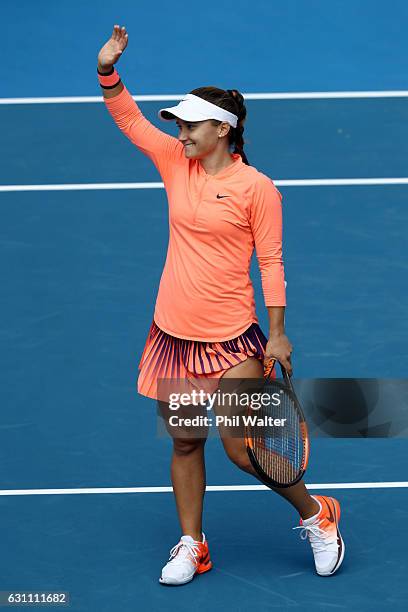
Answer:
[{"left": 216, "top": 194, "right": 231, "bottom": 199}]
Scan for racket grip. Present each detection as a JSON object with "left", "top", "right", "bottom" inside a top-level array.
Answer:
[{"left": 264, "top": 358, "right": 276, "bottom": 379}]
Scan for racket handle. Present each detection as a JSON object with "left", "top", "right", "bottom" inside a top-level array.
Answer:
[
  {"left": 264, "top": 358, "right": 276, "bottom": 379},
  {"left": 280, "top": 363, "right": 295, "bottom": 392},
  {"left": 265, "top": 358, "right": 295, "bottom": 390}
]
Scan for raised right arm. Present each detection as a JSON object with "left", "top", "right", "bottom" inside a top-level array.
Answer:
[{"left": 97, "top": 25, "right": 184, "bottom": 176}]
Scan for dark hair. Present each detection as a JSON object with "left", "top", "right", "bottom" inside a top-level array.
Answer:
[{"left": 189, "top": 86, "right": 250, "bottom": 165}]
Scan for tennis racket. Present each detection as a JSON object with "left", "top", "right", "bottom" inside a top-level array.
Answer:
[{"left": 244, "top": 358, "right": 309, "bottom": 488}]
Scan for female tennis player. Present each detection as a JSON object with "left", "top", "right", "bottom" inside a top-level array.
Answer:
[{"left": 97, "top": 25, "right": 345, "bottom": 584}]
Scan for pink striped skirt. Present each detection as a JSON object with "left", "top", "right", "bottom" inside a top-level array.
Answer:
[{"left": 137, "top": 320, "right": 270, "bottom": 402}]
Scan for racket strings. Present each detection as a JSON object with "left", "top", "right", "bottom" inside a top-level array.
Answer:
[{"left": 250, "top": 384, "right": 304, "bottom": 485}]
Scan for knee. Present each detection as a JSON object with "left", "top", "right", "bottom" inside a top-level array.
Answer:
[{"left": 173, "top": 438, "right": 205, "bottom": 457}]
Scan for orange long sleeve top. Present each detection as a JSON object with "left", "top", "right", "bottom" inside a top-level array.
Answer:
[{"left": 104, "top": 85, "right": 286, "bottom": 342}]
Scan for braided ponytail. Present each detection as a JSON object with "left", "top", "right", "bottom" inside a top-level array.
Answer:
[
  {"left": 226, "top": 89, "right": 249, "bottom": 165},
  {"left": 189, "top": 85, "right": 250, "bottom": 165}
]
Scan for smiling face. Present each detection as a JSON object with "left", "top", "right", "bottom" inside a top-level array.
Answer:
[{"left": 175, "top": 118, "right": 231, "bottom": 160}]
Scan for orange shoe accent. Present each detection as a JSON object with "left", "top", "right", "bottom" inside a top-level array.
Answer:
[
  {"left": 312, "top": 495, "right": 341, "bottom": 529},
  {"left": 195, "top": 540, "right": 213, "bottom": 574}
]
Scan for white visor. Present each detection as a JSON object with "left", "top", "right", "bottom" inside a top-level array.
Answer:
[{"left": 158, "top": 94, "right": 238, "bottom": 128}]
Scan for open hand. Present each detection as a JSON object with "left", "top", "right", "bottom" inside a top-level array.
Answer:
[{"left": 98, "top": 25, "right": 129, "bottom": 71}]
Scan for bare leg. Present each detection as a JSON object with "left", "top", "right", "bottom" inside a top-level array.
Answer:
[
  {"left": 215, "top": 358, "right": 320, "bottom": 520},
  {"left": 158, "top": 401, "right": 208, "bottom": 541},
  {"left": 171, "top": 438, "right": 207, "bottom": 541}
]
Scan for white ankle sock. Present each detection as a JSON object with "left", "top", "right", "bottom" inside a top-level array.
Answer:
[{"left": 302, "top": 495, "right": 322, "bottom": 525}]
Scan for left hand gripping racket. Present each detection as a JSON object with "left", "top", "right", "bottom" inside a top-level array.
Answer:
[{"left": 244, "top": 358, "right": 310, "bottom": 488}]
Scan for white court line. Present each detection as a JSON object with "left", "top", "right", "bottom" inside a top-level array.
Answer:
[
  {"left": 1, "top": 178, "right": 408, "bottom": 193},
  {"left": 0, "top": 482, "right": 407, "bottom": 496},
  {"left": 1, "top": 91, "right": 408, "bottom": 104},
  {"left": 0, "top": 182, "right": 164, "bottom": 192}
]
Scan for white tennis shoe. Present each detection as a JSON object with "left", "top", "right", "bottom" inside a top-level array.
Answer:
[
  {"left": 159, "top": 533, "right": 212, "bottom": 585},
  {"left": 293, "top": 495, "right": 345, "bottom": 576}
]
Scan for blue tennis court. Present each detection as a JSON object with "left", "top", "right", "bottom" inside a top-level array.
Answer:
[{"left": 1, "top": 1, "right": 408, "bottom": 610}]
